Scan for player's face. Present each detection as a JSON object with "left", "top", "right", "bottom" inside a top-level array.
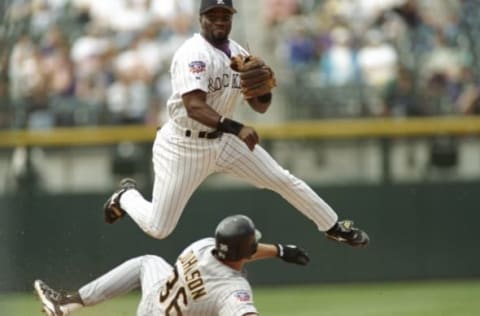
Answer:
[{"left": 200, "top": 8, "right": 233, "bottom": 45}]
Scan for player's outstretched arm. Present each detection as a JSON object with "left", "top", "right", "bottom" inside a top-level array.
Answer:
[
  {"left": 249, "top": 243, "right": 278, "bottom": 261},
  {"left": 249, "top": 243, "right": 310, "bottom": 265}
]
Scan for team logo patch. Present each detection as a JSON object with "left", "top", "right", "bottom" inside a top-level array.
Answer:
[
  {"left": 189, "top": 61, "right": 206, "bottom": 74},
  {"left": 233, "top": 290, "right": 251, "bottom": 302}
]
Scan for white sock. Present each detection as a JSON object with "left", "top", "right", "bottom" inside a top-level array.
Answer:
[{"left": 60, "top": 302, "right": 83, "bottom": 315}]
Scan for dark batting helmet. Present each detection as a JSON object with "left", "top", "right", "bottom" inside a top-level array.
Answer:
[{"left": 214, "top": 214, "right": 262, "bottom": 261}]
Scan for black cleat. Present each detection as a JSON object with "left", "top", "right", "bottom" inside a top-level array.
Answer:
[
  {"left": 103, "top": 178, "right": 137, "bottom": 224},
  {"left": 325, "top": 220, "right": 369, "bottom": 248},
  {"left": 34, "top": 280, "right": 64, "bottom": 316},
  {"left": 34, "top": 280, "right": 84, "bottom": 316}
]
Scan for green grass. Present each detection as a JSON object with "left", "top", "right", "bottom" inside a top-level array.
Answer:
[{"left": 2, "top": 280, "right": 479, "bottom": 316}]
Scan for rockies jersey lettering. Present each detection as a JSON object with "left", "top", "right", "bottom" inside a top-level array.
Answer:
[
  {"left": 166, "top": 33, "right": 249, "bottom": 131},
  {"left": 208, "top": 73, "right": 241, "bottom": 92},
  {"left": 118, "top": 31, "right": 339, "bottom": 287}
]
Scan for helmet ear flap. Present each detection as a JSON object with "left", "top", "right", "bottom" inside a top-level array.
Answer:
[{"left": 249, "top": 236, "right": 259, "bottom": 257}]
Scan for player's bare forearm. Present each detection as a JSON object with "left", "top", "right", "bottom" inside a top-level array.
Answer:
[
  {"left": 249, "top": 243, "right": 310, "bottom": 265},
  {"left": 248, "top": 243, "right": 278, "bottom": 261},
  {"left": 182, "top": 89, "right": 259, "bottom": 150},
  {"left": 182, "top": 90, "right": 222, "bottom": 128}
]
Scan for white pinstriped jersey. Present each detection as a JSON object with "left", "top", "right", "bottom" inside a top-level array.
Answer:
[
  {"left": 142, "top": 238, "right": 257, "bottom": 316},
  {"left": 119, "top": 32, "right": 338, "bottom": 246},
  {"left": 166, "top": 33, "right": 248, "bottom": 132}
]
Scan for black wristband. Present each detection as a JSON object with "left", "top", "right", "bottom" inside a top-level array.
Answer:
[
  {"left": 257, "top": 92, "right": 272, "bottom": 103},
  {"left": 217, "top": 116, "right": 244, "bottom": 135}
]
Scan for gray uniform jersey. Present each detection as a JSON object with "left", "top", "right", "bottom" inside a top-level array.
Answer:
[{"left": 139, "top": 238, "right": 257, "bottom": 316}]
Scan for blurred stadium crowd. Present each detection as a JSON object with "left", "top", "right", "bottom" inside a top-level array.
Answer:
[
  {"left": 0, "top": 0, "right": 479, "bottom": 130},
  {"left": 268, "top": 0, "right": 480, "bottom": 118},
  {"left": 0, "top": 0, "right": 195, "bottom": 129}
]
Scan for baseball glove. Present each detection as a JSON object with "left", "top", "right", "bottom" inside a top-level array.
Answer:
[{"left": 230, "top": 55, "right": 276, "bottom": 99}]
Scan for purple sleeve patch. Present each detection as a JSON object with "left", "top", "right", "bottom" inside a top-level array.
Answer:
[
  {"left": 233, "top": 290, "right": 251, "bottom": 302},
  {"left": 189, "top": 61, "right": 206, "bottom": 73}
]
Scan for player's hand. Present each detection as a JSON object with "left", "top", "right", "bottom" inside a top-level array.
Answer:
[
  {"left": 238, "top": 126, "right": 259, "bottom": 151},
  {"left": 276, "top": 244, "right": 310, "bottom": 266}
]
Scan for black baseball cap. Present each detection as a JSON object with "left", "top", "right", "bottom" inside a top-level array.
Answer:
[{"left": 199, "top": 0, "right": 236, "bottom": 14}]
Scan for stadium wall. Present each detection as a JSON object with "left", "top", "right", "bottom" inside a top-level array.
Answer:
[{"left": 1, "top": 182, "right": 479, "bottom": 292}]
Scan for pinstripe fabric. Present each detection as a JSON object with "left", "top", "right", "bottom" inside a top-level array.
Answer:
[
  {"left": 139, "top": 256, "right": 173, "bottom": 298},
  {"left": 218, "top": 135, "right": 338, "bottom": 230},
  {"left": 77, "top": 244, "right": 255, "bottom": 316},
  {"left": 121, "top": 122, "right": 337, "bottom": 238},
  {"left": 167, "top": 34, "right": 247, "bottom": 131},
  {"left": 79, "top": 255, "right": 171, "bottom": 307},
  {"left": 78, "top": 240, "right": 257, "bottom": 315},
  {"left": 121, "top": 123, "right": 222, "bottom": 239},
  {"left": 137, "top": 238, "right": 257, "bottom": 316},
  {"left": 118, "top": 33, "right": 339, "bottom": 240}
]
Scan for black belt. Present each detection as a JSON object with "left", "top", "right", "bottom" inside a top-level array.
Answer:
[{"left": 185, "top": 130, "right": 223, "bottom": 139}]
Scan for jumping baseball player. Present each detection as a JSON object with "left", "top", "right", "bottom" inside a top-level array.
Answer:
[
  {"left": 104, "top": 0, "right": 369, "bottom": 248},
  {"left": 34, "top": 214, "right": 310, "bottom": 316}
]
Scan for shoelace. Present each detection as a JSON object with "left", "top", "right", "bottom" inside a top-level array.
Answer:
[{"left": 41, "top": 284, "right": 62, "bottom": 302}]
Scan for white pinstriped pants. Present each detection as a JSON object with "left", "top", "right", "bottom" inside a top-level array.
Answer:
[
  {"left": 78, "top": 255, "right": 172, "bottom": 315},
  {"left": 120, "top": 121, "right": 338, "bottom": 239}
]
